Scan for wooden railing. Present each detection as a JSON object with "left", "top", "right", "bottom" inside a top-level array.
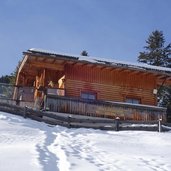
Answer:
[
  {"left": 1, "top": 101, "right": 170, "bottom": 131},
  {"left": 0, "top": 83, "right": 14, "bottom": 99},
  {"left": 46, "top": 95, "right": 167, "bottom": 121},
  {"left": 47, "top": 88, "right": 65, "bottom": 96}
]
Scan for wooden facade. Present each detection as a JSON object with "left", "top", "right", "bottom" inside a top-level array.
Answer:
[
  {"left": 65, "top": 64, "right": 157, "bottom": 105},
  {"left": 14, "top": 49, "right": 171, "bottom": 121}
]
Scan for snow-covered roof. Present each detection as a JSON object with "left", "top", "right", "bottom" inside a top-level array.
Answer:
[{"left": 27, "top": 48, "right": 171, "bottom": 74}]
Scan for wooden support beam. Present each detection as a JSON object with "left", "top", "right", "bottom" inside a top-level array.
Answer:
[
  {"left": 41, "top": 58, "right": 48, "bottom": 62},
  {"left": 112, "top": 67, "right": 124, "bottom": 72},
  {"left": 129, "top": 70, "right": 141, "bottom": 75},
  {"left": 18, "top": 55, "right": 29, "bottom": 74},
  {"left": 70, "top": 62, "right": 77, "bottom": 66},
  {"left": 50, "top": 58, "right": 57, "bottom": 64},
  {"left": 29, "top": 61, "right": 64, "bottom": 71},
  {"left": 66, "top": 61, "right": 75, "bottom": 65},
  {"left": 157, "top": 75, "right": 168, "bottom": 80},
  {"left": 90, "top": 64, "right": 98, "bottom": 69},
  {"left": 109, "top": 67, "right": 115, "bottom": 72},
  {"left": 100, "top": 66, "right": 107, "bottom": 71},
  {"left": 15, "top": 55, "right": 29, "bottom": 86}
]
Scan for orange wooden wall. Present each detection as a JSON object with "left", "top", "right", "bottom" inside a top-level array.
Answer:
[{"left": 65, "top": 64, "right": 157, "bottom": 105}]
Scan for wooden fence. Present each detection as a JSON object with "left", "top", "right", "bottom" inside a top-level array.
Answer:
[
  {"left": 1, "top": 101, "right": 170, "bottom": 132},
  {"left": 46, "top": 95, "right": 167, "bottom": 121}
]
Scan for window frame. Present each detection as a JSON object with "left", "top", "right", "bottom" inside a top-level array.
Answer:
[
  {"left": 80, "top": 91, "right": 97, "bottom": 100},
  {"left": 125, "top": 97, "right": 141, "bottom": 104}
]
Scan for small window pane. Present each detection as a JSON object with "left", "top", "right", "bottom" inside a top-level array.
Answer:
[
  {"left": 81, "top": 93, "right": 88, "bottom": 99},
  {"left": 132, "top": 99, "right": 140, "bottom": 104},
  {"left": 81, "top": 92, "right": 96, "bottom": 100},
  {"left": 126, "top": 99, "right": 133, "bottom": 103},
  {"left": 126, "top": 98, "right": 140, "bottom": 104},
  {"left": 89, "top": 94, "right": 96, "bottom": 100}
]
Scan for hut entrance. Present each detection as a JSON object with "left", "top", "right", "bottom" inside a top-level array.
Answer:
[{"left": 33, "top": 69, "right": 65, "bottom": 110}]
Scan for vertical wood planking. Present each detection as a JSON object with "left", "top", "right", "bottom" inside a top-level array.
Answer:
[{"left": 46, "top": 96, "right": 166, "bottom": 121}]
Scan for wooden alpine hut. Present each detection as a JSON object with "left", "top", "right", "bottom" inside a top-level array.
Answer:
[{"left": 14, "top": 48, "right": 171, "bottom": 121}]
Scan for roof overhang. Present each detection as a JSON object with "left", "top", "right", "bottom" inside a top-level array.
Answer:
[{"left": 16, "top": 48, "right": 171, "bottom": 86}]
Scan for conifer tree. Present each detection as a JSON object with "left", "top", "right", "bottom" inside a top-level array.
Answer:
[
  {"left": 138, "top": 30, "right": 171, "bottom": 108},
  {"left": 81, "top": 50, "right": 89, "bottom": 56},
  {"left": 138, "top": 30, "right": 171, "bottom": 67}
]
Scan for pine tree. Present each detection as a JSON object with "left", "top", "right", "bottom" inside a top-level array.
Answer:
[
  {"left": 81, "top": 50, "right": 88, "bottom": 56},
  {"left": 138, "top": 30, "right": 171, "bottom": 66},
  {"left": 0, "top": 75, "right": 12, "bottom": 84},
  {"left": 138, "top": 30, "right": 171, "bottom": 108}
]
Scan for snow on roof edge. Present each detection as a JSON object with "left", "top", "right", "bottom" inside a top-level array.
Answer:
[{"left": 28, "top": 48, "right": 171, "bottom": 74}]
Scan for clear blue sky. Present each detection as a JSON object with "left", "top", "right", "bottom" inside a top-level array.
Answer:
[{"left": 0, "top": 0, "right": 171, "bottom": 76}]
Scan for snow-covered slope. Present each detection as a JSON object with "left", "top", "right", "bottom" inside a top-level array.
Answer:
[{"left": 0, "top": 111, "right": 171, "bottom": 171}]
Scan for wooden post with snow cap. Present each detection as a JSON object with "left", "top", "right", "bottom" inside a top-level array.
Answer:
[
  {"left": 158, "top": 118, "right": 162, "bottom": 132},
  {"left": 115, "top": 117, "right": 120, "bottom": 131}
]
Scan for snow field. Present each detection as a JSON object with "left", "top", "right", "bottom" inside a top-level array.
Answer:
[{"left": 0, "top": 111, "right": 171, "bottom": 171}]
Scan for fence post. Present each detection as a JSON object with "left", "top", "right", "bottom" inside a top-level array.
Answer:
[
  {"left": 158, "top": 118, "right": 162, "bottom": 132},
  {"left": 115, "top": 117, "right": 120, "bottom": 131},
  {"left": 24, "top": 106, "right": 27, "bottom": 118},
  {"left": 68, "top": 115, "right": 72, "bottom": 128}
]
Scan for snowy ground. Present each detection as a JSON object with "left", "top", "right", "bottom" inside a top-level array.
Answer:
[{"left": 0, "top": 111, "right": 171, "bottom": 171}]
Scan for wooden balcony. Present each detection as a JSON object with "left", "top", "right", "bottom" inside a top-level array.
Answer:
[
  {"left": 46, "top": 95, "right": 167, "bottom": 121},
  {"left": 0, "top": 83, "right": 167, "bottom": 122}
]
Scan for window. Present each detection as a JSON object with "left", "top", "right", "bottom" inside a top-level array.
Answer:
[
  {"left": 81, "top": 92, "right": 96, "bottom": 100},
  {"left": 126, "top": 98, "right": 140, "bottom": 104}
]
